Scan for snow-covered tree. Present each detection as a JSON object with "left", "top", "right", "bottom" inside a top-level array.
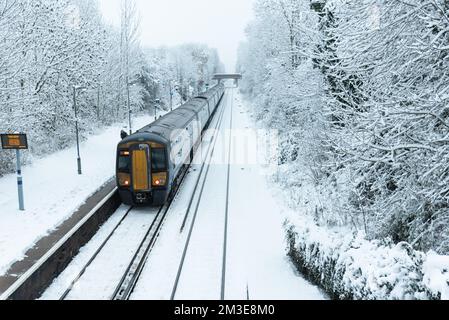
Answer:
[
  {"left": 239, "top": 0, "right": 449, "bottom": 254},
  {"left": 0, "top": 0, "right": 223, "bottom": 178}
]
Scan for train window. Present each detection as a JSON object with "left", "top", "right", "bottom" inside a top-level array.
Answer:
[
  {"left": 151, "top": 148, "right": 167, "bottom": 171},
  {"left": 118, "top": 155, "right": 130, "bottom": 173}
]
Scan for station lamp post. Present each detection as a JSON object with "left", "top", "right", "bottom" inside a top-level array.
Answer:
[
  {"left": 73, "top": 85, "right": 86, "bottom": 175},
  {"left": 127, "top": 80, "right": 140, "bottom": 134},
  {"left": 154, "top": 99, "right": 161, "bottom": 121},
  {"left": 169, "top": 80, "right": 174, "bottom": 111}
]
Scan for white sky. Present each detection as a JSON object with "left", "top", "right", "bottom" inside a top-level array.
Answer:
[{"left": 98, "top": 0, "right": 255, "bottom": 72}]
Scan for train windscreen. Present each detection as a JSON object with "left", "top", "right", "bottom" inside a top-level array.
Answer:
[
  {"left": 118, "top": 155, "right": 130, "bottom": 173},
  {"left": 151, "top": 148, "right": 167, "bottom": 171}
]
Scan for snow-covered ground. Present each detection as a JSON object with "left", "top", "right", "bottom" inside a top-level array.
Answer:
[
  {"left": 164, "top": 88, "right": 325, "bottom": 300},
  {"left": 130, "top": 94, "right": 233, "bottom": 300},
  {"left": 224, "top": 91, "right": 325, "bottom": 300},
  {"left": 0, "top": 114, "right": 154, "bottom": 276},
  {"left": 42, "top": 88, "right": 327, "bottom": 300}
]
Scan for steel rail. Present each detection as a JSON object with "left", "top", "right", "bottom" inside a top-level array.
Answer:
[
  {"left": 0, "top": 187, "right": 119, "bottom": 301},
  {"left": 111, "top": 204, "right": 165, "bottom": 300},
  {"left": 221, "top": 88, "right": 234, "bottom": 300}
]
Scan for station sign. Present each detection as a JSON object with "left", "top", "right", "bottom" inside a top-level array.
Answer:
[
  {"left": 1, "top": 134, "right": 28, "bottom": 150},
  {"left": 1, "top": 133, "right": 28, "bottom": 210}
]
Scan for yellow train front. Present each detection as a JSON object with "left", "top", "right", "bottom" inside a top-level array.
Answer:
[
  {"left": 116, "top": 134, "right": 171, "bottom": 206},
  {"left": 116, "top": 84, "right": 225, "bottom": 206}
]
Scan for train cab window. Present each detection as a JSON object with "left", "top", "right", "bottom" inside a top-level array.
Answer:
[
  {"left": 151, "top": 148, "right": 167, "bottom": 171},
  {"left": 118, "top": 152, "right": 130, "bottom": 173}
]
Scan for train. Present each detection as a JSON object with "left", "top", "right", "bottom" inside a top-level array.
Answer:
[{"left": 116, "top": 84, "right": 225, "bottom": 206}]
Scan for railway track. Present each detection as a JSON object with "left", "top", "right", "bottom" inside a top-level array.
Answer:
[
  {"left": 221, "top": 88, "right": 234, "bottom": 300},
  {"left": 0, "top": 186, "right": 121, "bottom": 301},
  {"left": 111, "top": 204, "right": 167, "bottom": 300},
  {"left": 57, "top": 88, "right": 230, "bottom": 300},
  {"left": 170, "top": 88, "right": 234, "bottom": 300},
  {"left": 59, "top": 205, "right": 136, "bottom": 300},
  {"left": 113, "top": 88, "right": 230, "bottom": 300}
]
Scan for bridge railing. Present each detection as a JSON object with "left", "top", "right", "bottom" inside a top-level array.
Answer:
[{"left": 212, "top": 74, "right": 243, "bottom": 87}]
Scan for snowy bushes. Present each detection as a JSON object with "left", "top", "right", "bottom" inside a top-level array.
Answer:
[
  {"left": 286, "top": 218, "right": 448, "bottom": 300},
  {"left": 422, "top": 252, "right": 449, "bottom": 299}
]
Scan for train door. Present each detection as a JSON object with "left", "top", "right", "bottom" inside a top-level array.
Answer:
[
  {"left": 206, "top": 100, "right": 212, "bottom": 118},
  {"left": 208, "top": 98, "right": 215, "bottom": 116},
  {"left": 190, "top": 118, "right": 201, "bottom": 160},
  {"left": 132, "top": 144, "right": 150, "bottom": 192}
]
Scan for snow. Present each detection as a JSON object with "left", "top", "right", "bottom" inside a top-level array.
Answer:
[
  {"left": 43, "top": 206, "right": 158, "bottom": 300},
  {"left": 224, "top": 91, "right": 325, "bottom": 300},
  {"left": 239, "top": 0, "right": 449, "bottom": 282},
  {"left": 273, "top": 143, "right": 449, "bottom": 300},
  {"left": 423, "top": 252, "right": 449, "bottom": 300},
  {"left": 132, "top": 88, "right": 327, "bottom": 300},
  {"left": 9, "top": 86, "right": 448, "bottom": 301},
  {"left": 0, "top": 115, "right": 153, "bottom": 276},
  {"left": 40, "top": 205, "right": 130, "bottom": 299},
  {"left": 172, "top": 97, "right": 232, "bottom": 299},
  {"left": 130, "top": 92, "right": 235, "bottom": 300},
  {"left": 42, "top": 88, "right": 327, "bottom": 300},
  {"left": 285, "top": 205, "right": 449, "bottom": 300}
]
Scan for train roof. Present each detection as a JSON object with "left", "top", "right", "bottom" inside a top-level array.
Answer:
[
  {"left": 127, "top": 84, "right": 223, "bottom": 143},
  {"left": 197, "top": 86, "right": 221, "bottom": 99},
  {"left": 181, "top": 98, "right": 209, "bottom": 111},
  {"left": 139, "top": 109, "right": 196, "bottom": 138}
]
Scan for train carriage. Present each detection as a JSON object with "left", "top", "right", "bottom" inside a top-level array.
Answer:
[{"left": 116, "top": 84, "right": 225, "bottom": 206}]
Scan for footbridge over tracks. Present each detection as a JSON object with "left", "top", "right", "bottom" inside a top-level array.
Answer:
[{"left": 213, "top": 74, "right": 243, "bottom": 87}]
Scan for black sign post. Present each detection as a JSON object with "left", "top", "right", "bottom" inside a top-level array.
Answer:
[{"left": 1, "top": 134, "right": 28, "bottom": 211}]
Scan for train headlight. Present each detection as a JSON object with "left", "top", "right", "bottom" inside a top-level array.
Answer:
[
  {"left": 118, "top": 173, "right": 131, "bottom": 188},
  {"left": 152, "top": 172, "right": 167, "bottom": 187}
]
